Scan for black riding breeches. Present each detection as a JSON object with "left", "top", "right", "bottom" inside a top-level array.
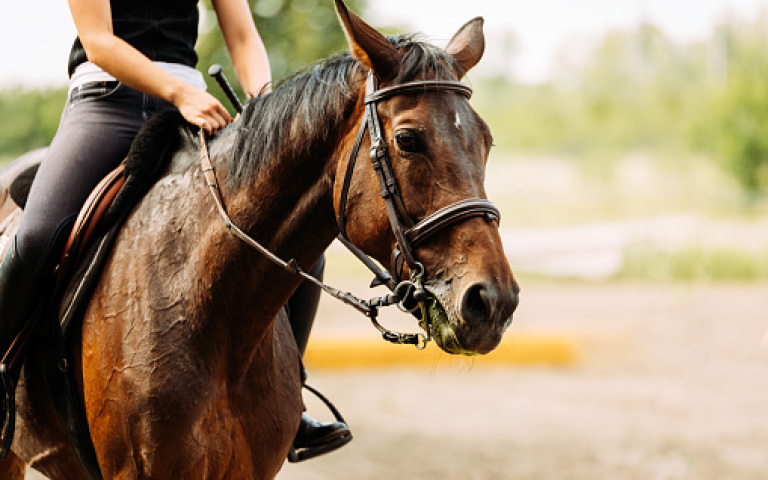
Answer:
[{"left": 15, "top": 82, "right": 175, "bottom": 278}]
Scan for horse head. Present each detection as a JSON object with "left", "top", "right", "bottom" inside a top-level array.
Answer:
[{"left": 333, "top": 0, "right": 520, "bottom": 355}]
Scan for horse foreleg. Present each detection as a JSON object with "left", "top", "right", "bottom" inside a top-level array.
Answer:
[{"left": 0, "top": 451, "right": 27, "bottom": 479}]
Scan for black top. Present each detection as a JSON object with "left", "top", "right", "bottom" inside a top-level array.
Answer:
[{"left": 68, "top": 0, "right": 200, "bottom": 77}]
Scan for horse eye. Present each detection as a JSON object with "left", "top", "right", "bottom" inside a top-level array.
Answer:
[{"left": 395, "top": 130, "right": 426, "bottom": 154}]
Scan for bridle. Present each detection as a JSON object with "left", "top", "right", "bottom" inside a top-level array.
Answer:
[
  {"left": 337, "top": 73, "right": 500, "bottom": 302},
  {"left": 198, "top": 72, "right": 500, "bottom": 348}
]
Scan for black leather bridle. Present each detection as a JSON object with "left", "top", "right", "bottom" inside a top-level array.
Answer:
[
  {"left": 198, "top": 72, "right": 501, "bottom": 347},
  {"left": 337, "top": 73, "right": 500, "bottom": 297}
]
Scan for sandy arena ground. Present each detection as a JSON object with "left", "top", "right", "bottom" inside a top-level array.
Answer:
[
  {"left": 273, "top": 280, "right": 768, "bottom": 480},
  {"left": 24, "top": 280, "right": 768, "bottom": 479}
]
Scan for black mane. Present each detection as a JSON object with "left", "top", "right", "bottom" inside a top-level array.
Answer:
[{"left": 227, "top": 34, "right": 462, "bottom": 190}]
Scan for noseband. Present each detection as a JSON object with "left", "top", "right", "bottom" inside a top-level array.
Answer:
[{"left": 337, "top": 73, "right": 500, "bottom": 291}]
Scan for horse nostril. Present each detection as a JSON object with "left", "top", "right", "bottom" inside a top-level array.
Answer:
[
  {"left": 461, "top": 282, "right": 519, "bottom": 325},
  {"left": 461, "top": 282, "right": 494, "bottom": 324}
]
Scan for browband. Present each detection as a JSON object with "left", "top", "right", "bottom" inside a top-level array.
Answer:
[{"left": 365, "top": 80, "right": 472, "bottom": 104}]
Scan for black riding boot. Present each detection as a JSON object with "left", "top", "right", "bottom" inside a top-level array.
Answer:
[
  {"left": 0, "top": 238, "right": 42, "bottom": 360},
  {"left": 0, "top": 237, "right": 44, "bottom": 457},
  {"left": 287, "top": 256, "right": 352, "bottom": 462}
]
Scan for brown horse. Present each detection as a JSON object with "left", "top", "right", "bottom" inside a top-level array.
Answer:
[{"left": 0, "top": 1, "right": 518, "bottom": 478}]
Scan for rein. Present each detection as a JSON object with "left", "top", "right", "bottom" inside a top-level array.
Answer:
[
  {"left": 198, "top": 128, "right": 427, "bottom": 348},
  {"left": 197, "top": 72, "right": 501, "bottom": 349}
]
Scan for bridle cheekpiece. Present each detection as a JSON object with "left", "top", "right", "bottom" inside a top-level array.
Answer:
[{"left": 337, "top": 73, "right": 500, "bottom": 309}]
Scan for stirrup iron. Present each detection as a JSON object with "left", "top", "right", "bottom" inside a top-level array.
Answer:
[{"left": 287, "top": 383, "right": 352, "bottom": 463}]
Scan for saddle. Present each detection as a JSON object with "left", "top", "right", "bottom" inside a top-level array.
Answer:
[{"left": 0, "top": 110, "right": 184, "bottom": 479}]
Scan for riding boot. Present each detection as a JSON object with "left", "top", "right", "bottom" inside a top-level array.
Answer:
[
  {"left": 0, "top": 237, "right": 44, "bottom": 457},
  {"left": 0, "top": 237, "right": 42, "bottom": 361},
  {"left": 286, "top": 256, "right": 352, "bottom": 462},
  {"left": 287, "top": 256, "right": 325, "bottom": 356}
]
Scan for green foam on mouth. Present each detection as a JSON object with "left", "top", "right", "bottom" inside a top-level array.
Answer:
[{"left": 421, "top": 294, "right": 478, "bottom": 356}]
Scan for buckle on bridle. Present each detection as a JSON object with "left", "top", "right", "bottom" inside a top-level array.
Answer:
[{"left": 393, "top": 262, "right": 427, "bottom": 313}]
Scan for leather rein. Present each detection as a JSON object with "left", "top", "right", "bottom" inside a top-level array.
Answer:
[{"left": 198, "top": 72, "right": 500, "bottom": 348}]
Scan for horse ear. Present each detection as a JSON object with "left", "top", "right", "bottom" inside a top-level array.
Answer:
[
  {"left": 334, "top": 0, "right": 400, "bottom": 82},
  {"left": 445, "top": 17, "right": 486, "bottom": 78}
]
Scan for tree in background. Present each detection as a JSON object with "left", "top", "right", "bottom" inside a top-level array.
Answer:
[
  {"left": 473, "top": 13, "right": 768, "bottom": 199},
  {"left": 701, "top": 17, "right": 768, "bottom": 196},
  {"left": 197, "top": 0, "right": 367, "bottom": 105},
  {"left": 0, "top": 87, "right": 66, "bottom": 159},
  {"left": 473, "top": 23, "right": 706, "bottom": 155}
]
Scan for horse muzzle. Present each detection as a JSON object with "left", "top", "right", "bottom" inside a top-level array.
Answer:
[{"left": 421, "top": 278, "right": 519, "bottom": 355}]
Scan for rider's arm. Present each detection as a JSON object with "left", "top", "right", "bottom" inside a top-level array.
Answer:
[
  {"left": 67, "top": 0, "right": 231, "bottom": 133},
  {"left": 211, "top": 0, "right": 272, "bottom": 98}
]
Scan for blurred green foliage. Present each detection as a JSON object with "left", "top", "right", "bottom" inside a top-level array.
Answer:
[
  {"left": 619, "top": 244, "right": 768, "bottom": 282},
  {"left": 197, "top": 0, "right": 366, "bottom": 106},
  {"left": 0, "top": 87, "right": 67, "bottom": 160},
  {"left": 475, "top": 24, "right": 713, "bottom": 156},
  {"left": 698, "top": 20, "right": 768, "bottom": 196},
  {"left": 473, "top": 16, "right": 768, "bottom": 197},
  {"left": 3, "top": 5, "right": 768, "bottom": 199}
]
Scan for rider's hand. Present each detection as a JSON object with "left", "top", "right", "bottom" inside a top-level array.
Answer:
[{"left": 174, "top": 86, "right": 232, "bottom": 134}]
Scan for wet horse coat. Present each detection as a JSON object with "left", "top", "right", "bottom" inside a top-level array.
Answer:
[{"left": 0, "top": 1, "right": 518, "bottom": 478}]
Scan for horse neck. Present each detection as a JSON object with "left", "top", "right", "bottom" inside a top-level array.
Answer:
[
  {"left": 199, "top": 100, "right": 359, "bottom": 353},
  {"left": 220, "top": 72, "right": 365, "bottom": 271}
]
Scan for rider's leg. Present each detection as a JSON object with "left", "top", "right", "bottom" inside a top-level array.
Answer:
[
  {"left": 15, "top": 85, "right": 146, "bottom": 276},
  {"left": 287, "top": 256, "right": 325, "bottom": 356},
  {"left": 0, "top": 82, "right": 173, "bottom": 384},
  {"left": 0, "top": 238, "right": 42, "bottom": 358},
  {"left": 286, "top": 256, "right": 352, "bottom": 461}
]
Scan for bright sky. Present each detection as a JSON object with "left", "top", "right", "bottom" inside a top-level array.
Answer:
[{"left": 0, "top": 0, "right": 766, "bottom": 88}]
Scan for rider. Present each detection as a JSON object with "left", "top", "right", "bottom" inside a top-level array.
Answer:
[{"left": 0, "top": 0, "right": 349, "bottom": 460}]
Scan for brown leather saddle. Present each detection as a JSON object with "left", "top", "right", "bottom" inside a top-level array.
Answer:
[{"left": 59, "top": 163, "right": 126, "bottom": 281}]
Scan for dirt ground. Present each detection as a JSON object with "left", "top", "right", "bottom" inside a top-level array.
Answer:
[
  {"left": 25, "top": 280, "right": 768, "bottom": 479},
  {"left": 276, "top": 280, "right": 768, "bottom": 480}
]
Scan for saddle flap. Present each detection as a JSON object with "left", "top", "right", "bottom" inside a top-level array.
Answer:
[{"left": 58, "top": 164, "right": 126, "bottom": 280}]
